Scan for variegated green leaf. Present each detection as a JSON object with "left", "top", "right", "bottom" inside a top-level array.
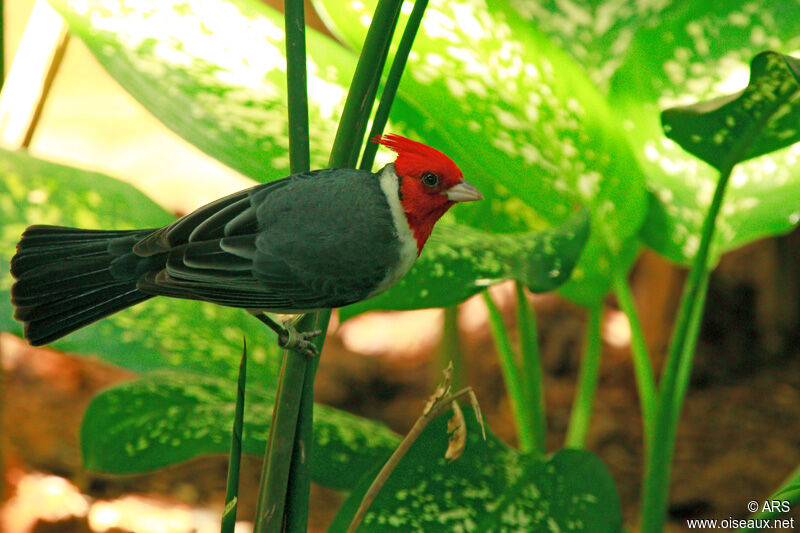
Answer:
[
  {"left": 662, "top": 51, "right": 800, "bottom": 171},
  {"left": 49, "top": 0, "right": 356, "bottom": 182},
  {"left": 329, "top": 407, "right": 621, "bottom": 532},
  {"left": 50, "top": 0, "right": 583, "bottom": 305},
  {"left": 313, "top": 0, "right": 648, "bottom": 305},
  {"left": 608, "top": 2, "right": 800, "bottom": 263},
  {"left": 0, "top": 149, "right": 280, "bottom": 380},
  {"left": 341, "top": 209, "right": 590, "bottom": 321},
  {"left": 505, "top": 0, "right": 667, "bottom": 92},
  {"left": 80, "top": 372, "right": 401, "bottom": 489}
]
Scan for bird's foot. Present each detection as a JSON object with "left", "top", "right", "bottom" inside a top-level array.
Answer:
[
  {"left": 277, "top": 322, "right": 322, "bottom": 358},
  {"left": 248, "top": 310, "right": 321, "bottom": 358}
]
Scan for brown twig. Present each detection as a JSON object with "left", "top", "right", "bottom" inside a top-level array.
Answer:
[{"left": 346, "top": 364, "right": 484, "bottom": 533}]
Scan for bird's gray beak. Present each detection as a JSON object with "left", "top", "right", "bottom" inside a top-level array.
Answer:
[{"left": 445, "top": 179, "right": 483, "bottom": 202}]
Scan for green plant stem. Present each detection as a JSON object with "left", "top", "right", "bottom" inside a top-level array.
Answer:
[
  {"left": 482, "top": 290, "right": 536, "bottom": 453},
  {"left": 673, "top": 274, "right": 708, "bottom": 425},
  {"left": 254, "top": 343, "right": 306, "bottom": 532},
  {"left": 640, "top": 165, "right": 732, "bottom": 533},
  {"left": 221, "top": 342, "right": 247, "bottom": 533},
  {"left": 254, "top": 2, "right": 313, "bottom": 531},
  {"left": 514, "top": 282, "right": 545, "bottom": 455},
  {"left": 282, "top": 2, "right": 313, "bottom": 526},
  {"left": 329, "top": 0, "right": 404, "bottom": 168},
  {"left": 611, "top": 269, "right": 657, "bottom": 438},
  {"left": 284, "top": 310, "right": 331, "bottom": 533},
  {"left": 282, "top": 2, "right": 407, "bottom": 530},
  {"left": 284, "top": 0, "right": 309, "bottom": 173},
  {"left": 564, "top": 304, "right": 602, "bottom": 449},
  {"left": 440, "top": 305, "right": 464, "bottom": 390},
  {"left": 360, "top": 0, "right": 429, "bottom": 170},
  {"left": 350, "top": 4, "right": 401, "bottom": 164}
]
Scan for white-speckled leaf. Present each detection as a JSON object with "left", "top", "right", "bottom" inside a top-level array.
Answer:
[
  {"left": 0, "top": 149, "right": 280, "bottom": 381},
  {"left": 313, "top": 0, "right": 648, "bottom": 305},
  {"left": 80, "top": 372, "right": 401, "bottom": 489},
  {"left": 505, "top": 0, "right": 668, "bottom": 92},
  {"left": 329, "top": 407, "right": 621, "bottom": 532},
  {"left": 608, "top": 2, "right": 800, "bottom": 264},
  {"left": 49, "top": 0, "right": 355, "bottom": 181},
  {"left": 340, "top": 209, "right": 590, "bottom": 321},
  {"left": 48, "top": 0, "right": 558, "bottom": 264},
  {"left": 662, "top": 52, "right": 800, "bottom": 171}
]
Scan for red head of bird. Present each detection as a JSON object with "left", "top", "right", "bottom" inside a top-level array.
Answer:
[{"left": 373, "top": 134, "right": 482, "bottom": 251}]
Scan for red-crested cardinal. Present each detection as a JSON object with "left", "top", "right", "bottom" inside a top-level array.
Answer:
[{"left": 10, "top": 134, "right": 482, "bottom": 354}]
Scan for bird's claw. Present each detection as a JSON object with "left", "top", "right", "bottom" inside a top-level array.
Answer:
[{"left": 278, "top": 323, "right": 322, "bottom": 358}]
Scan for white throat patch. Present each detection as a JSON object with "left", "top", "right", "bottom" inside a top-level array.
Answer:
[{"left": 368, "top": 164, "right": 419, "bottom": 297}]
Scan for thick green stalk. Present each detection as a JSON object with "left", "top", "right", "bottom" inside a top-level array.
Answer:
[
  {"left": 483, "top": 290, "right": 536, "bottom": 453},
  {"left": 360, "top": 0, "right": 429, "bottom": 170},
  {"left": 439, "top": 305, "right": 464, "bottom": 390},
  {"left": 514, "top": 283, "right": 546, "bottom": 455},
  {"left": 671, "top": 274, "right": 708, "bottom": 430},
  {"left": 284, "top": 0, "right": 309, "bottom": 173},
  {"left": 640, "top": 165, "right": 732, "bottom": 533},
  {"left": 254, "top": 343, "right": 306, "bottom": 532},
  {"left": 282, "top": 1, "right": 406, "bottom": 530},
  {"left": 283, "top": 310, "right": 331, "bottom": 533},
  {"left": 350, "top": 4, "right": 401, "bottom": 165},
  {"left": 612, "top": 270, "right": 657, "bottom": 438},
  {"left": 221, "top": 344, "right": 247, "bottom": 533},
  {"left": 254, "top": 2, "right": 313, "bottom": 531},
  {"left": 329, "top": 0, "right": 404, "bottom": 169},
  {"left": 564, "top": 304, "right": 602, "bottom": 449}
]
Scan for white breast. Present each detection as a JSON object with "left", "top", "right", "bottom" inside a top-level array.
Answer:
[{"left": 368, "top": 164, "right": 419, "bottom": 297}]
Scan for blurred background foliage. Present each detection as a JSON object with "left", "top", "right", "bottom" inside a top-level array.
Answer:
[{"left": 1, "top": 0, "right": 800, "bottom": 532}]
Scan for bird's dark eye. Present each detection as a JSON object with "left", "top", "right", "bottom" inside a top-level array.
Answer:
[{"left": 421, "top": 172, "right": 439, "bottom": 188}]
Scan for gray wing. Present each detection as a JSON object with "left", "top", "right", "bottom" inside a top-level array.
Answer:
[{"left": 136, "top": 168, "right": 401, "bottom": 310}]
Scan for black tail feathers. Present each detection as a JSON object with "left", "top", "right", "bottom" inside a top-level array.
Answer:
[{"left": 10, "top": 225, "right": 160, "bottom": 346}]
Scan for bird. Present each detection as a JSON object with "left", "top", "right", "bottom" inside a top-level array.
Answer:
[{"left": 10, "top": 134, "right": 482, "bottom": 355}]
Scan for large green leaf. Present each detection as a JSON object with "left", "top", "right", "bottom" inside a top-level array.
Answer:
[
  {"left": 340, "top": 210, "right": 590, "bottom": 321},
  {"left": 0, "top": 149, "right": 280, "bottom": 380},
  {"left": 608, "top": 2, "right": 800, "bottom": 264},
  {"left": 50, "top": 0, "right": 580, "bottom": 303},
  {"left": 329, "top": 408, "right": 621, "bottom": 532},
  {"left": 505, "top": 0, "right": 668, "bottom": 93},
  {"left": 49, "top": 0, "right": 357, "bottom": 182},
  {"left": 662, "top": 51, "right": 800, "bottom": 171},
  {"left": 313, "top": 0, "right": 648, "bottom": 305},
  {"left": 80, "top": 372, "right": 401, "bottom": 490}
]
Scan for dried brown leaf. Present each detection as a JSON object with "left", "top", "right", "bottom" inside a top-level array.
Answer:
[{"left": 445, "top": 400, "right": 467, "bottom": 462}]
